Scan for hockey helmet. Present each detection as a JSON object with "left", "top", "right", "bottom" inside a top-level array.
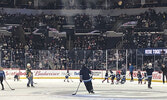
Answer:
[{"left": 27, "top": 63, "right": 31, "bottom": 67}]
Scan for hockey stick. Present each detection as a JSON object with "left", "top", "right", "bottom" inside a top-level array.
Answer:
[
  {"left": 72, "top": 82, "right": 81, "bottom": 95},
  {"left": 5, "top": 80, "right": 15, "bottom": 90}
]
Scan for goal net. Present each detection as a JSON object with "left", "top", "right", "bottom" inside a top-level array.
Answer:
[{"left": 3, "top": 68, "right": 21, "bottom": 81}]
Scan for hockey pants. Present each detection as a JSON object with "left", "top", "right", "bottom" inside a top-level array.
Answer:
[{"left": 84, "top": 81, "right": 93, "bottom": 93}]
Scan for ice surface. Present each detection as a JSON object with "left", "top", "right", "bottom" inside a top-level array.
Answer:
[{"left": 0, "top": 79, "right": 167, "bottom": 100}]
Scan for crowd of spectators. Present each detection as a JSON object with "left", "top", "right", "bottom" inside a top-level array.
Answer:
[
  {"left": 123, "top": 31, "right": 165, "bottom": 49},
  {"left": 0, "top": 8, "right": 167, "bottom": 70},
  {"left": 0, "top": 8, "right": 166, "bottom": 34},
  {"left": 73, "top": 9, "right": 167, "bottom": 33},
  {"left": 74, "top": 14, "right": 115, "bottom": 33},
  {"left": 115, "top": 9, "right": 167, "bottom": 49},
  {"left": 0, "top": 13, "right": 67, "bottom": 30},
  {"left": 73, "top": 35, "right": 106, "bottom": 50}
]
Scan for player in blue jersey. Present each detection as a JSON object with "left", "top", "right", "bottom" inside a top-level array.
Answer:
[
  {"left": 116, "top": 71, "right": 121, "bottom": 84},
  {"left": 0, "top": 67, "right": 5, "bottom": 90},
  {"left": 137, "top": 70, "right": 143, "bottom": 84},
  {"left": 146, "top": 63, "right": 154, "bottom": 89},
  {"left": 64, "top": 69, "right": 70, "bottom": 82},
  {"left": 80, "top": 65, "right": 94, "bottom": 94},
  {"left": 110, "top": 70, "right": 115, "bottom": 84},
  {"left": 120, "top": 67, "right": 126, "bottom": 84},
  {"left": 129, "top": 63, "right": 134, "bottom": 82},
  {"left": 102, "top": 70, "right": 109, "bottom": 83}
]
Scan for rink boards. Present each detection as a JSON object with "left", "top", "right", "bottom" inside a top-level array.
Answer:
[{"left": 3, "top": 69, "right": 163, "bottom": 82}]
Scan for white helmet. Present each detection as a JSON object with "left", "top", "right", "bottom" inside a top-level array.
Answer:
[
  {"left": 148, "top": 63, "right": 152, "bottom": 66},
  {"left": 27, "top": 63, "right": 31, "bottom": 66}
]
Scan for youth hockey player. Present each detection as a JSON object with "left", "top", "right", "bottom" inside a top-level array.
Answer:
[
  {"left": 146, "top": 63, "right": 154, "bottom": 89},
  {"left": 26, "top": 63, "right": 34, "bottom": 87},
  {"left": 102, "top": 70, "right": 109, "bottom": 83},
  {"left": 116, "top": 71, "right": 121, "bottom": 84},
  {"left": 120, "top": 67, "right": 126, "bottom": 84},
  {"left": 137, "top": 70, "right": 143, "bottom": 84},
  {"left": 0, "top": 67, "right": 5, "bottom": 90},
  {"left": 110, "top": 70, "right": 115, "bottom": 84},
  {"left": 14, "top": 73, "right": 19, "bottom": 81},
  {"left": 120, "top": 75, "right": 126, "bottom": 84},
  {"left": 80, "top": 65, "right": 94, "bottom": 94},
  {"left": 64, "top": 69, "right": 70, "bottom": 82}
]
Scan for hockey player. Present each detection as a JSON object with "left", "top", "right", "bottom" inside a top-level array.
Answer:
[
  {"left": 120, "top": 75, "right": 126, "bottom": 84},
  {"left": 110, "top": 70, "right": 115, "bottom": 84},
  {"left": 116, "top": 71, "right": 121, "bottom": 84},
  {"left": 102, "top": 70, "right": 109, "bottom": 83},
  {"left": 143, "top": 63, "right": 148, "bottom": 84},
  {"left": 26, "top": 63, "right": 34, "bottom": 87},
  {"left": 144, "top": 72, "right": 148, "bottom": 84},
  {"left": 80, "top": 65, "right": 94, "bottom": 94},
  {"left": 14, "top": 73, "right": 19, "bottom": 81},
  {"left": 146, "top": 63, "right": 154, "bottom": 89},
  {"left": 0, "top": 67, "right": 5, "bottom": 90},
  {"left": 137, "top": 70, "right": 143, "bottom": 84},
  {"left": 120, "top": 67, "right": 126, "bottom": 84},
  {"left": 64, "top": 69, "right": 70, "bottom": 82}
]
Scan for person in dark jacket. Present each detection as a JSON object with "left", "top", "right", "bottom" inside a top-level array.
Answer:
[
  {"left": 161, "top": 64, "right": 167, "bottom": 84},
  {"left": 137, "top": 70, "right": 143, "bottom": 84},
  {"left": 143, "top": 63, "right": 148, "bottom": 84},
  {"left": 116, "top": 71, "right": 121, "bottom": 84},
  {"left": 102, "top": 70, "right": 109, "bottom": 83},
  {"left": 146, "top": 63, "right": 154, "bottom": 89},
  {"left": 0, "top": 67, "right": 5, "bottom": 90},
  {"left": 110, "top": 70, "right": 115, "bottom": 84},
  {"left": 129, "top": 63, "right": 134, "bottom": 81},
  {"left": 80, "top": 65, "right": 94, "bottom": 94},
  {"left": 144, "top": 72, "right": 148, "bottom": 84},
  {"left": 121, "top": 66, "right": 126, "bottom": 83},
  {"left": 14, "top": 73, "right": 19, "bottom": 81}
]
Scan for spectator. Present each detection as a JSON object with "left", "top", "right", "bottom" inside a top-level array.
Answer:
[
  {"left": 129, "top": 63, "right": 134, "bottom": 82},
  {"left": 161, "top": 64, "right": 167, "bottom": 84}
]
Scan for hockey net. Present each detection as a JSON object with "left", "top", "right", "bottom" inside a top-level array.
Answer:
[{"left": 3, "top": 68, "right": 21, "bottom": 80}]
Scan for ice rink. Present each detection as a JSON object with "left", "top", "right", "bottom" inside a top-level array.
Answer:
[{"left": 0, "top": 79, "right": 167, "bottom": 100}]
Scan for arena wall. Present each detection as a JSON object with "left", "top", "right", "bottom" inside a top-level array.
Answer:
[{"left": 3, "top": 69, "right": 163, "bottom": 82}]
